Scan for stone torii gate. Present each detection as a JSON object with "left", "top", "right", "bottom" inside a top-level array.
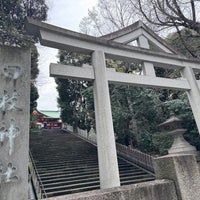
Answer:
[{"left": 26, "top": 18, "right": 200, "bottom": 190}]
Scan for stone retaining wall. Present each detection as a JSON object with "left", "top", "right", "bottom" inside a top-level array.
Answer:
[{"left": 46, "top": 180, "right": 178, "bottom": 200}]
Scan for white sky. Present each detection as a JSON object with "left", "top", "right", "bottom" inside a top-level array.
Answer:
[{"left": 36, "top": 0, "right": 97, "bottom": 111}]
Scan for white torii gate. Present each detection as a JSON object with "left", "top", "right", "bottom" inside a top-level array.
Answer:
[{"left": 26, "top": 18, "right": 200, "bottom": 189}]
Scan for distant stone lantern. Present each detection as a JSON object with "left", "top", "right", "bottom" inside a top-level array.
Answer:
[{"left": 158, "top": 112, "right": 197, "bottom": 155}]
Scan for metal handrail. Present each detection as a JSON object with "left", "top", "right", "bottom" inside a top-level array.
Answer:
[
  {"left": 65, "top": 127, "right": 154, "bottom": 172},
  {"left": 29, "top": 151, "right": 47, "bottom": 199}
]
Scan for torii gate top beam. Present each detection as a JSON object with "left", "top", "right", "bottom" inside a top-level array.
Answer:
[
  {"left": 25, "top": 18, "right": 200, "bottom": 71},
  {"left": 100, "top": 20, "right": 176, "bottom": 54}
]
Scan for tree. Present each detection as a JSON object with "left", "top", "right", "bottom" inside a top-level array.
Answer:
[
  {"left": 80, "top": 1, "right": 162, "bottom": 150},
  {"left": 30, "top": 82, "right": 39, "bottom": 113},
  {"left": 133, "top": 0, "right": 200, "bottom": 32},
  {"left": 134, "top": 0, "right": 200, "bottom": 151},
  {"left": 132, "top": 0, "right": 200, "bottom": 58},
  {"left": 56, "top": 79, "right": 82, "bottom": 130},
  {"left": 79, "top": 0, "right": 138, "bottom": 36},
  {"left": 0, "top": 0, "right": 48, "bottom": 46},
  {"left": 30, "top": 44, "right": 39, "bottom": 113},
  {"left": 56, "top": 51, "right": 92, "bottom": 132},
  {"left": 165, "top": 30, "right": 200, "bottom": 150},
  {"left": 78, "top": 0, "right": 200, "bottom": 154},
  {"left": 167, "top": 28, "right": 200, "bottom": 59},
  {"left": 0, "top": 0, "right": 48, "bottom": 113},
  {"left": 0, "top": 0, "right": 48, "bottom": 130},
  {"left": 110, "top": 81, "right": 164, "bottom": 152}
]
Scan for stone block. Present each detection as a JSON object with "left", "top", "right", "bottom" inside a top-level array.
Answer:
[
  {"left": 154, "top": 154, "right": 200, "bottom": 200},
  {"left": 45, "top": 180, "right": 178, "bottom": 200}
]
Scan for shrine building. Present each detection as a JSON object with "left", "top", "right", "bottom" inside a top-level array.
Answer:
[{"left": 33, "top": 109, "right": 62, "bottom": 129}]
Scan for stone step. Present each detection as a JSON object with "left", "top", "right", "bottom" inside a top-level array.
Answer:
[
  {"left": 35, "top": 159, "right": 98, "bottom": 167},
  {"left": 43, "top": 173, "right": 153, "bottom": 189},
  {"left": 43, "top": 180, "right": 100, "bottom": 193},
  {"left": 44, "top": 176, "right": 100, "bottom": 188},
  {"left": 41, "top": 173, "right": 99, "bottom": 184},
  {"left": 46, "top": 185, "right": 100, "bottom": 197},
  {"left": 30, "top": 129, "right": 155, "bottom": 198},
  {"left": 35, "top": 158, "right": 126, "bottom": 167},
  {"left": 38, "top": 166, "right": 144, "bottom": 179},
  {"left": 121, "top": 176, "right": 155, "bottom": 185},
  {"left": 36, "top": 162, "right": 132, "bottom": 172},
  {"left": 40, "top": 168, "right": 148, "bottom": 184},
  {"left": 39, "top": 169, "right": 99, "bottom": 180},
  {"left": 45, "top": 177, "right": 155, "bottom": 198},
  {"left": 38, "top": 166, "right": 99, "bottom": 177}
]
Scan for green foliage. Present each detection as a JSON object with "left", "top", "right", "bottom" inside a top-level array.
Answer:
[
  {"left": 78, "top": 0, "right": 200, "bottom": 155},
  {"left": 30, "top": 81, "right": 39, "bottom": 130},
  {"left": 163, "top": 96, "right": 200, "bottom": 150},
  {"left": 30, "top": 112, "right": 38, "bottom": 129},
  {"left": 30, "top": 82, "right": 39, "bottom": 112},
  {"left": 81, "top": 86, "right": 95, "bottom": 130},
  {"left": 0, "top": 0, "right": 48, "bottom": 47},
  {"left": 56, "top": 51, "right": 92, "bottom": 131},
  {"left": 110, "top": 81, "right": 164, "bottom": 150},
  {"left": 30, "top": 44, "right": 40, "bottom": 114},
  {"left": 31, "top": 44, "right": 39, "bottom": 80},
  {"left": 152, "top": 132, "right": 173, "bottom": 155},
  {"left": 165, "top": 29, "right": 200, "bottom": 150},
  {"left": 56, "top": 78, "right": 88, "bottom": 130},
  {"left": 0, "top": 0, "right": 48, "bottom": 118},
  {"left": 136, "top": 129, "right": 155, "bottom": 153},
  {"left": 167, "top": 28, "right": 200, "bottom": 59}
]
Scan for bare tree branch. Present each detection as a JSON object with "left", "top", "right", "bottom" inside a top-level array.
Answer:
[
  {"left": 191, "top": 0, "right": 196, "bottom": 21},
  {"left": 174, "top": 22, "right": 198, "bottom": 58},
  {"left": 172, "top": 0, "right": 189, "bottom": 22},
  {"left": 136, "top": 0, "right": 200, "bottom": 34}
]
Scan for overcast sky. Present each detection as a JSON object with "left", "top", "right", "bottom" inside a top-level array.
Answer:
[{"left": 36, "top": 0, "right": 97, "bottom": 111}]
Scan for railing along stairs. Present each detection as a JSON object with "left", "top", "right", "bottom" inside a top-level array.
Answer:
[{"left": 66, "top": 125, "right": 154, "bottom": 172}]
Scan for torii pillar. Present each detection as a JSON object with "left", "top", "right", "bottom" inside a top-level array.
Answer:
[
  {"left": 51, "top": 52, "right": 121, "bottom": 189},
  {"left": 50, "top": 52, "right": 121, "bottom": 188},
  {"left": 92, "top": 50, "right": 120, "bottom": 188}
]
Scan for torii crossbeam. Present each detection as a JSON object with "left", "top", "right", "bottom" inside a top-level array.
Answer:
[{"left": 26, "top": 18, "right": 200, "bottom": 190}]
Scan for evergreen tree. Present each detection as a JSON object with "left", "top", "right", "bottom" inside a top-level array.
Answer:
[
  {"left": 56, "top": 51, "right": 92, "bottom": 132},
  {"left": 0, "top": 0, "right": 48, "bottom": 114},
  {"left": 55, "top": 0, "right": 200, "bottom": 155},
  {"left": 167, "top": 28, "right": 200, "bottom": 59},
  {"left": 0, "top": 0, "right": 48, "bottom": 46}
]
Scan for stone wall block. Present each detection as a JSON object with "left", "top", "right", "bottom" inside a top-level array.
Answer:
[
  {"left": 45, "top": 180, "right": 178, "bottom": 200},
  {"left": 154, "top": 154, "right": 200, "bottom": 200}
]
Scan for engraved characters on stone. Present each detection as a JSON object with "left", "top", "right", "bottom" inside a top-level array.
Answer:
[
  {"left": 3, "top": 66, "right": 22, "bottom": 88},
  {"left": 0, "top": 65, "right": 22, "bottom": 186},
  {"left": 0, "top": 122, "right": 7, "bottom": 146},
  {"left": 0, "top": 90, "right": 21, "bottom": 112},
  {"left": 7, "top": 119, "right": 20, "bottom": 156},
  {"left": 0, "top": 163, "right": 18, "bottom": 185}
]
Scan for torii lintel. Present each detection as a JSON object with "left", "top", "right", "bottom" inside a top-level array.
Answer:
[
  {"left": 25, "top": 17, "right": 200, "bottom": 70},
  {"left": 50, "top": 63, "right": 190, "bottom": 91}
]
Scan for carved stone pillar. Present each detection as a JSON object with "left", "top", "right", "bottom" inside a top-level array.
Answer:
[{"left": 0, "top": 46, "right": 31, "bottom": 200}]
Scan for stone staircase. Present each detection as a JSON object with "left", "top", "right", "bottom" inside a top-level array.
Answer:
[{"left": 29, "top": 129, "right": 155, "bottom": 199}]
